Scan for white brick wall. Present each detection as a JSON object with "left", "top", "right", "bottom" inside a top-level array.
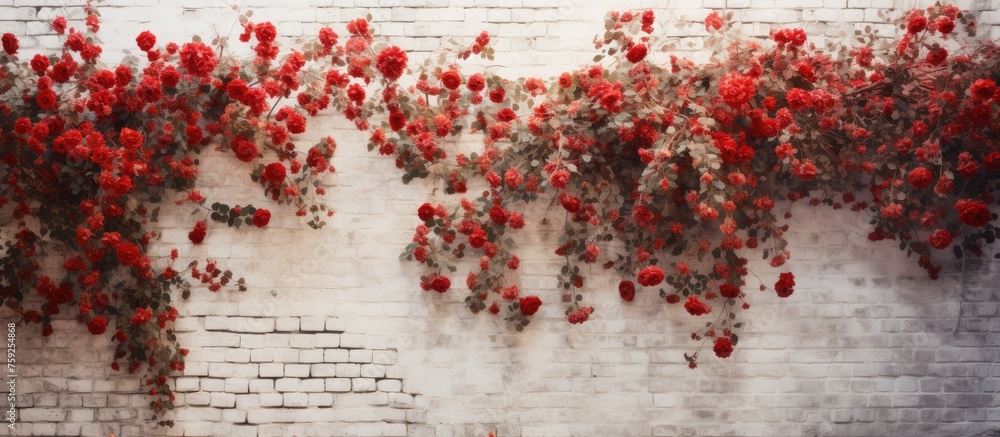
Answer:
[{"left": 2, "top": 0, "right": 1000, "bottom": 436}]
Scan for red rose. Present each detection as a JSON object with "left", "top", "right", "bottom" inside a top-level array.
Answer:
[
  {"left": 619, "top": 280, "right": 635, "bottom": 302},
  {"left": 469, "top": 227, "right": 487, "bottom": 248},
  {"left": 774, "top": 272, "right": 795, "bottom": 298},
  {"left": 130, "top": 308, "right": 153, "bottom": 326},
  {"left": 227, "top": 79, "right": 249, "bottom": 100},
  {"left": 52, "top": 16, "right": 66, "bottom": 34},
  {"left": 549, "top": 169, "right": 570, "bottom": 189},
  {"left": 955, "top": 199, "right": 990, "bottom": 227},
  {"left": 626, "top": 44, "right": 647, "bottom": 63},
  {"left": 489, "top": 205, "right": 507, "bottom": 225},
  {"left": 188, "top": 221, "right": 207, "bottom": 244},
  {"left": 319, "top": 27, "right": 338, "bottom": 48},
  {"left": 637, "top": 265, "right": 665, "bottom": 287},
  {"left": 557, "top": 192, "right": 580, "bottom": 213},
  {"left": 907, "top": 167, "right": 932, "bottom": 189},
  {"left": 160, "top": 66, "right": 179, "bottom": 87},
  {"left": 719, "top": 283, "right": 740, "bottom": 299},
  {"left": 440, "top": 70, "right": 462, "bottom": 90},
  {"left": 927, "top": 229, "right": 953, "bottom": 250},
  {"left": 2, "top": 33, "right": 18, "bottom": 55},
  {"left": 389, "top": 111, "right": 406, "bottom": 131},
  {"left": 466, "top": 73, "right": 485, "bottom": 92},
  {"left": 36, "top": 89, "right": 57, "bottom": 110},
  {"left": 262, "top": 162, "right": 287, "bottom": 184},
  {"left": 254, "top": 22, "right": 277, "bottom": 43},
  {"left": 970, "top": 79, "right": 997, "bottom": 100},
  {"left": 231, "top": 137, "right": 258, "bottom": 162},
  {"left": 178, "top": 41, "right": 218, "bottom": 77},
  {"left": 489, "top": 87, "right": 506, "bottom": 103},
  {"left": 970, "top": 104, "right": 994, "bottom": 126},
  {"left": 684, "top": 295, "right": 712, "bottom": 316},
  {"left": 713, "top": 336, "right": 734, "bottom": 358},
  {"left": 431, "top": 275, "right": 451, "bottom": 293},
  {"left": 704, "top": 11, "right": 724, "bottom": 31},
  {"left": 30, "top": 54, "right": 49, "bottom": 74},
  {"left": 119, "top": 128, "right": 143, "bottom": 151},
  {"left": 984, "top": 151, "right": 1000, "bottom": 172},
  {"left": 907, "top": 13, "right": 927, "bottom": 34},
  {"left": 115, "top": 242, "right": 141, "bottom": 267},
  {"left": 376, "top": 46, "right": 408, "bottom": 81},
  {"left": 718, "top": 73, "right": 756, "bottom": 108},
  {"left": 519, "top": 295, "right": 542, "bottom": 316},
  {"left": 417, "top": 203, "right": 435, "bottom": 221},
  {"left": 88, "top": 317, "right": 108, "bottom": 335},
  {"left": 253, "top": 209, "right": 271, "bottom": 228},
  {"left": 135, "top": 31, "right": 156, "bottom": 51}
]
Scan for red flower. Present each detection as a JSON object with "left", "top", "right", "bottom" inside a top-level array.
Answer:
[
  {"left": 467, "top": 73, "right": 485, "bottom": 92},
  {"left": 549, "top": 169, "right": 570, "bottom": 189},
  {"left": 52, "top": 16, "right": 66, "bottom": 34},
  {"left": 188, "top": 220, "right": 207, "bottom": 244},
  {"left": 557, "top": 192, "right": 580, "bottom": 213},
  {"left": 130, "top": 308, "right": 153, "bottom": 326},
  {"left": 119, "top": 128, "right": 143, "bottom": 151},
  {"left": 984, "top": 151, "right": 1000, "bottom": 172},
  {"left": 774, "top": 272, "right": 795, "bottom": 298},
  {"left": 254, "top": 22, "right": 277, "bottom": 43},
  {"left": 713, "top": 336, "right": 734, "bottom": 358},
  {"left": 389, "top": 111, "right": 406, "bottom": 131},
  {"left": 719, "top": 283, "right": 740, "bottom": 299},
  {"left": 135, "top": 31, "right": 156, "bottom": 51},
  {"left": 417, "top": 203, "right": 435, "bottom": 222},
  {"left": 116, "top": 242, "right": 141, "bottom": 267},
  {"left": 30, "top": 54, "right": 49, "bottom": 74},
  {"left": 906, "top": 13, "right": 927, "bottom": 34},
  {"left": 489, "top": 87, "right": 506, "bottom": 103},
  {"left": 231, "top": 137, "right": 258, "bottom": 162},
  {"left": 262, "top": 162, "right": 287, "bottom": 184},
  {"left": 907, "top": 167, "right": 932, "bottom": 189},
  {"left": 970, "top": 79, "right": 997, "bottom": 100},
  {"left": 440, "top": 70, "right": 462, "bottom": 90},
  {"left": 36, "top": 89, "right": 57, "bottom": 110},
  {"left": 489, "top": 205, "right": 507, "bottom": 225},
  {"left": 704, "top": 12, "right": 724, "bottom": 31},
  {"left": 637, "top": 265, "right": 665, "bottom": 287},
  {"left": 519, "top": 295, "right": 542, "bottom": 316},
  {"left": 253, "top": 209, "right": 271, "bottom": 228},
  {"left": 619, "top": 280, "right": 635, "bottom": 302},
  {"left": 684, "top": 296, "right": 711, "bottom": 316},
  {"left": 2, "top": 33, "right": 18, "bottom": 55},
  {"left": 955, "top": 199, "right": 990, "bottom": 227},
  {"left": 178, "top": 42, "right": 218, "bottom": 77},
  {"left": 469, "top": 227, "right": 487, "bottom": 248},
  {"left": 927, "top": 229, "right": 953, "bottom": 250},
  {"left": 431, "top": 275, "right": 451, "bottom": 293},
  {"left": 375, "top": 46, "right": 408, "bottom": 81},
  {"left": 88, "top": 317, "right": 108, "bottom": 335},
  {"left": 718, "top": 73, "right": 756, "bottom": 108},
  {"left": 626, "top": 44, "right": 647, "bottom": 63}
]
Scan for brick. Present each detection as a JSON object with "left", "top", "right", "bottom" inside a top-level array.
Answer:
[
  {"left": 324, "top": 349, "right": 351, "bottom": 363},
  {"left": 326, "top": 378, "right": 352, "bottom": 392}
]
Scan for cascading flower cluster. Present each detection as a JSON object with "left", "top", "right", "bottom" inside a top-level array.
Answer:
[
  {"left": 0, "top": 5, "right": 345, "bottom": 422},
  {"left": 356, "top": 5, "right": 998, "bottom": 367}
]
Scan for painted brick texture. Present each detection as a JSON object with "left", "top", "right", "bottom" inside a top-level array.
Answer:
[{"left": 1, "top": 0, "right": 1000, "bottom": 436}]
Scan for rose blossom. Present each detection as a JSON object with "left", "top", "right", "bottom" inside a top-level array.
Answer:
[{"left": 519, "top": 295, "right": 542, "bottom": 316}]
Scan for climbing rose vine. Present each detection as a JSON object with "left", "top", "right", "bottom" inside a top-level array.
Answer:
[
  {"left": 0, "top": 5, "right": 340, "bottom": 424},
  {"left": 0, "top": 2, "right": 998, "bottom": 422}
]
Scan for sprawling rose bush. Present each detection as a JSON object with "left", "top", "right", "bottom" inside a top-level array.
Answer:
[
  {"left": 352, "top": 5, "right": 998, "bottom": 366},
  {"left": 1, "top": 2, "right": 998, "bottom": 423}
]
